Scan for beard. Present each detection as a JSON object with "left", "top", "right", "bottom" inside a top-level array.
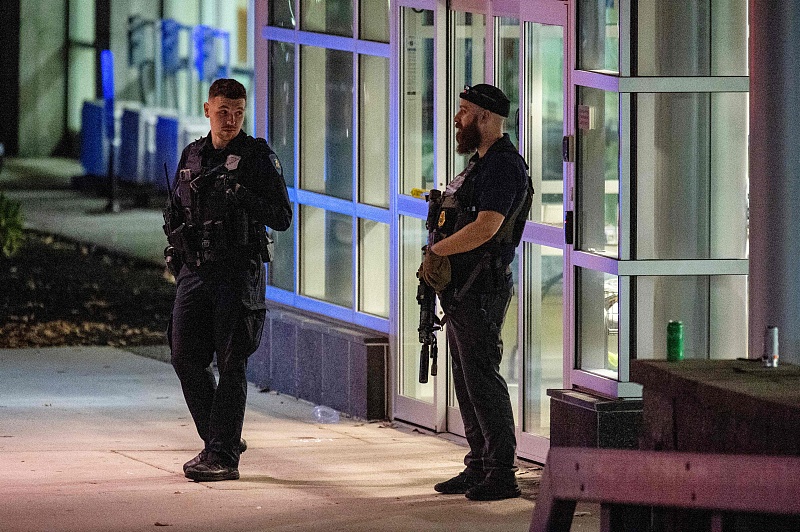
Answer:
[{"left": 456, "top": 121, "right": 481, "bottom": 154}]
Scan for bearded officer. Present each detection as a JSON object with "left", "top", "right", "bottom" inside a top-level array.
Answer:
[{"left": 421, "top": 84, "right": 532, "bottom": 501}]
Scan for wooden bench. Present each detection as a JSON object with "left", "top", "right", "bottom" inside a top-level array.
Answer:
[{"left": 529, "top": 447, "right": 800, "bottom": 531}]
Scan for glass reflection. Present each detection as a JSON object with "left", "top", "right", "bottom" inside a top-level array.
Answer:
[
  {"left": 634, "top": 275, "right": 747, "bottom": 360},
  {"left": 400, "top": 8, "right": 435, "bottom": 195},
  {"left": 523, "top": 244, "right": 563, "bottom": 436},
  {"left": 360, "top": 0, "right": 389, "bottom": 42},
  {"left": 524, "top": 22, "right": 564, "bottom": 225},
  {"left": 577, "top": 268, "right": 619, "bottom": 379},
  {"left": 496, "top": 17, "right": 520, "bottom": 148},
  {"left": 450, "top": 11, "right": 485, "bottom": 173},
  {"left": 269, "top": 0, "right": 296, "bottom": 28},
  {"left": 359, "top": 55, "right": 390, "bottom": 207},
  {"left": 269, "top": 211, "right": 296, "bottom": 292},
  {"left": 635, "top": 92, "right": 748, "bottom": 260},
  {"left": 301, "top": 0, "right": 353, "bottom": 37},
  {"left": 577, "top": 0, "right": 619, "bottom": 73},
  {"left": 269, "top": 41, "right": 295, "bottom": 188},
  {"left": 634, "top": 0, "right": 747, "bottom": 77},
  {"left": 300, "top": 46, "right": 353, "bottom": 200},
  {"left": 300, "top": 206, "right": 353, "bottom": 307},
  {"left": 577, "top": 87, "right": 619, "bottom": 257},
  {"left": 399, "top": 215, "right": 433, "bottom": 401},
  {"left": 358, "top": 219, "right": 389, "bottom": 317}
]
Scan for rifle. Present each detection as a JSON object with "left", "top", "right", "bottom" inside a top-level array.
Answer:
[
  {"left": 417, "top": 188, "right": 444, "bottom": 384},
  {"left": 189, "top": 160, "right": 230, "bottom": 192},
  {"left": 417, "top": 270, "right": 440, "bottom": 383}
]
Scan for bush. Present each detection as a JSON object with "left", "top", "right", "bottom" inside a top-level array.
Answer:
[{"left": 0, "top": 191, "right": 24, "bottom": 258}]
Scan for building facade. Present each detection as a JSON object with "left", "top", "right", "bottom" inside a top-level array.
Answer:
[
  {"left": 255, "top": 0, "right": 749, "bottom": 463},
  {"left": 2, "top": 0, "right": 755, "bottom": 465}
]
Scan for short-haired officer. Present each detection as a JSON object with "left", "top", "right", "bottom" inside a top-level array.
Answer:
[
  {"left": 163, "top": 78, "right": 292, "bottom": 481},
  {"left": 421, "top": 84, "right": 532, "bottom": 500}
]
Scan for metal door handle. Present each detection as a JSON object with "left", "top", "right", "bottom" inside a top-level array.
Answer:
[{"left": 565, "top": 210, "right": 574, "bottom": 245}]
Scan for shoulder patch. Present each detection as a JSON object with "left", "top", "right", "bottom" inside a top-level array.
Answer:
[{"left": 269, "top": 153, "right": 283, "bottom": 175}]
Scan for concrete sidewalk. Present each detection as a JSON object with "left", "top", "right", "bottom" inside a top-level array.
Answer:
[
  {"left": 0, "top": 158, "right": 601, "bottom": 531},
  {"left": 2, "top": 157, "right": 166, "bottom": 265},
  {"left": 0, "top": 346, "right": 604, "bottom": 532}
]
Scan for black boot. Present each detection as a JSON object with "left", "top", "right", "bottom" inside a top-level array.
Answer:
[
  {"left": 185, "top": 459, "right": 240, "bottom": 481},
  {"left": 434, "top": 469, "right": 484, "bottom": 494},
  {"left": 465, "top": 472, "right": 521, "bottom": 501},
  {"left": 183, "top": 438, "right": 248, "bottom": 473}
]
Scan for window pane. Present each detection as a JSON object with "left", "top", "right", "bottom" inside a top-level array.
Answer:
[
  {"left": 360, "top": 0, "right": 389, "bottom": 42},
  {"left": 399, "top": 7, "right": 435, "bottom": 195},
  {"left": 635, "top": 0, "right": 747, "bottom": 76},
  {"left": 496, "top": 17, "right": 520, "bottom": 148},
  {"left": 300, "top": 46, "right": 353, "bottom": 200},
  {"left": 68, "top": 48, "right": 96, "bottom": 133},
  {"left": 358, "top": 219, "right": 389, "bottom": 317},
  {"left": 399, "top": 215, "right": 433, "bottom": 402},
  {"left": 525, "top": 22, "right": 564, "bottom": 225},
  {"left": 359, "top": 55, "right": 390, "bottom": 208},
  {"left": 635, "top": 92, "right": 748, "bottom": 259},
  {"left": 523, "top": 244, "right": 563, "bottom": 437},
  {"left": 301, "top": 0, "right": 353, "bottom": 37},
  {"left": 451, "top": 11, "right": 485, "bottom": 172},
  {"left": 269, "top": 215, "right": 296, "bottom": 292},
  {"left": 577, "top": 0, "right": 619, "bottom": 73},
  {"left": 300, "top": 206, "right": 353, "bottom": 307},
  {"left": 269, "top": 41, "right": 295, "bottom": 188},
  {"left": 634, "top": 275, "right": 747, "bottom": 360},
  {"left": 577, "top": 87, "right": 619, "bottom": 257},
  {"left": 577, "top": 268, "right": 619, "bottom": 380},
  {"left": 269, "top": 0, "right": 296, "bottom": 28}
]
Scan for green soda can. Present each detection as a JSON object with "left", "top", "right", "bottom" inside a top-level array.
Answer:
[{"left": 667, "top": 321, "right": 684, "bottom": 362}]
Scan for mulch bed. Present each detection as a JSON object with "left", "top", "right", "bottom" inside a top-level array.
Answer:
[{"left": 0, "top": 231, "right": 175, "bottom": 348}]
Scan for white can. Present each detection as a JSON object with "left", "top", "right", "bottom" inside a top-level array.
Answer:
[{"left": 763, "top": 326, "right": 779, "bottom": 368}]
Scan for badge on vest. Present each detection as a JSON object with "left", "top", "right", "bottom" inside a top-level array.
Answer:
[
  {"left": 225, "top": 155, "right": 241, "bottom": 171},
  {"left": 269, "top": 153, "right": 283, "bottom": 175},
  {"left": 438, "top": 211, "right": 446, "bottom": 227}
]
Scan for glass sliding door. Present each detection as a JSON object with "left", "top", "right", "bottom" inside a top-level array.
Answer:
[
  {"left": 445, "top": 9, "right": 486, "bottom": 437},
  {"left": 449, "top": 10, "right": 485, "bottom": 173},
  {"left": 395, "top": 3, "right": 442, "bottom": 429},
  {"left": 496, "top": 17, "right": 520, "bottom": 147},
  {"left": 523, "top": 243, "right": 564, "bottom": 438},
  {"left": 518, "top": 12, "right": 568, "bottom": 462},
  {"left": 393, "top": 2, "right": 571, "bottom": 460}
]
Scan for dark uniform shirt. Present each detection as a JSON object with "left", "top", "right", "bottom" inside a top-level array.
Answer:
[
  {"left": 448, "top": 134, "right": 529, "bottom": 290},
  {"left": 175, "top": 130, "right": 291, "bottom": 236},
  {"left": 170, "top": 130, "right": 292, "bottom": 310}
]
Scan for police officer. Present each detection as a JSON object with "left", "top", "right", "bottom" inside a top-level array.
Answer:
[
  {"left": 163, "top": 79, "right": 291, "bottom": 481},
  {"left": 421, "top": 84, "right": 532, "bottom": 501}
]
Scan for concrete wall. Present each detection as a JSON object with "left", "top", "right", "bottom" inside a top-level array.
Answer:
[
  {"left": 247, "top": 303, "right": 389, "bottom": 421},
  {"left": 111, "top": 0, "right": 161, "bottom": 103},
  {"left": 18, "top": 0, "right": 66, "bottom": 157}
]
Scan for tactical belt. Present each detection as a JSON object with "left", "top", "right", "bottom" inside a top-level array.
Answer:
[{"left": 452, "top": 252, "right": 492, "bottom": 303}]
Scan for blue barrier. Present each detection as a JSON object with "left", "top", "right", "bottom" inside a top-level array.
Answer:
[
  {"left": 118, "top": 108, "right": 140, "bottom": 183},
  {"left": 82, "top": 100, "right": 208, "bottom": 193},
  {"left": 155, "top": 115, "right": 179, "bottom": 191},
  {"left": 80, "top": 101, "right": 107, "bottom": 177}
]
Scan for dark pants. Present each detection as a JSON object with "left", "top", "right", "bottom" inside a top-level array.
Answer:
[
  {"left": 443, "top": 270, "right": 517, "bottom": 477},
  {"left": 169, "top": 266, "right": 264, "bottom": 467}
]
